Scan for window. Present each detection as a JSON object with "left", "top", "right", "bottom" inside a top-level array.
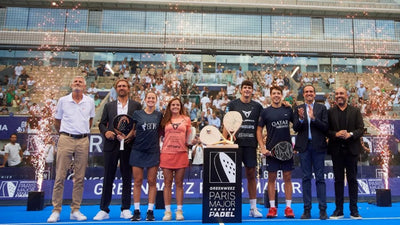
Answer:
[
  {"left": 5, "top": 7, "right": 29, "bottom": 30},
  {"left": 102, "top": 10, "right": 145, "bottom": 33},
  {"left": 311, "top": 17, "right": 323, "bottom": 38},
  {"left": 88, "top": 10, "right": 101, "bottom": 33},
  {"left": 28, "top": 8, "right": 66, "bottom": 31},
  {"left": 324, "top": 18, "right": 352, "bottom": 39}
]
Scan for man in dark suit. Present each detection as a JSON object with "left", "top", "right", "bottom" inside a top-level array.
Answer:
[
  {"left": 94, "top": 79, "right": 141, "bottom": 220},
  {"left": 327, "top": 87, "right": 364, "bottom": 220},
  {"left": 293, "top": 85, "right": 329, "bottom": 220}
]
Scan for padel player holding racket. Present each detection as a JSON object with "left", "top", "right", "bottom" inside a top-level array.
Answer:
[
  {"left": 223, "top": 80, "right": 264, "bottom": 218},
  {"left": 257, "top": 86, "right": 295, "bottom": 219}
]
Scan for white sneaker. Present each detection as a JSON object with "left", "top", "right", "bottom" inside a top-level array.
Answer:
[
  {"left": 120, "top": 209, "right": 133, "bottom": 219},
  {"left": 249, "top": 208, "right": 263, "bottom": 218},
  {"left": 175, "top": 209, "right": 184, "bottom": 221},
  {"left": 93, "top": 210, "right": 109, "bottom": 220},
  {"left": 70, "top": 211, "right": 87, "bottom": 221},
  {"left": 162, "top": 211, "right": 172, "bottom": 221},
  {"left": 47, "top": 211, "right": 60, "bottom": 223}
]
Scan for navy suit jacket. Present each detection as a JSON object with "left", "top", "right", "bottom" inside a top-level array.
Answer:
[
  {"left": 293, "top": 102, "right": 328, "bottom": 153},
  {"left": 327, "top": 105, "right": 364, "bottom": 156},
  {"left": 98, "top": 100, "right": 142, "bottom": 152}
]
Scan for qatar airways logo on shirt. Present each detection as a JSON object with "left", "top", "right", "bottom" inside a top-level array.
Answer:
[{"left": 271, "top": 120, "right": 289, "bottom": 129}]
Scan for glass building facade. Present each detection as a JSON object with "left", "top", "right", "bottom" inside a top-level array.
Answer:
[{"left": 0, "top": 7, "right": 399, "bottom": 72}]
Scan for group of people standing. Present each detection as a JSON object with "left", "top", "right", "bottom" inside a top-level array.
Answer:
[
  {"left": 226, "top": 80, "right": 364, "bottom": 220},
  {"left": 46, "top": 76, "right": 364, "bottom": 223},
  {"left": 46, "top": 77, "right": 193, "bottom": 223}
]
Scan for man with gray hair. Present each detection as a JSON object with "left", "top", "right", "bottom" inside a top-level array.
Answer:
[{"left": 47, "top": 76, "right": 95, "bottom": 223}]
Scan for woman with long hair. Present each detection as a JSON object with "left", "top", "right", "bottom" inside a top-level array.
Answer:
[
  {"left": 129, "top": 92, "right": 163, "bottom": 221},
  {"left": 160, "top": 97, "right": 192, "bottom": 221}
]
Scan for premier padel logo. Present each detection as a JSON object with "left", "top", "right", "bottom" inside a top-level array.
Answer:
[
  {"left": 209, "top": 152, "right": 236, "bottom": 183},
  {"left": 0, "top": 181, "right": 18, "bottom": 198}
]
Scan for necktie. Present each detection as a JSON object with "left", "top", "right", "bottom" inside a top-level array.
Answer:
[{"left": 308, "top": 104, "right": 312, "bottom": 140}]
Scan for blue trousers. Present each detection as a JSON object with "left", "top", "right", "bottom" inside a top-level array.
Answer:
[{"left": 299, "top": 142, "right": 327, "bottom": 211}]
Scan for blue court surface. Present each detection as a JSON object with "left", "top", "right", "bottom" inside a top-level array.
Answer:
[{"left": 1, "top": 202, "right": 399, "bottom": 225}]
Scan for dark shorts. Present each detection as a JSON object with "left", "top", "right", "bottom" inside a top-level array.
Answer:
[
  {"left": 266, "top": 156, "right": 294, "bottom": 172},
  {"left": 130, "top": 150, "right": 160, "bottom": 168},
  {"left": 240, "top": 146, "right": 257, "bottom": 168}
]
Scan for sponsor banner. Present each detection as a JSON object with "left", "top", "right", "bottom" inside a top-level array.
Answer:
[
  {"left": 0, "top": 116, "right": 28, "bottom": 139},
  {"left": 203, "top": 148, "right": 242, "bottom": 223},
  {"left": 12, "top": 134, "right": 397, "bottom": 156},
  {"left": 2, "top": 178, "right": 399, "bottom": 201},
  {"left": 370, "top": 119, "right": 400, "bottom": 140},
  {"left": 2, "top": 165, "right": 400, "bottom": 181}
]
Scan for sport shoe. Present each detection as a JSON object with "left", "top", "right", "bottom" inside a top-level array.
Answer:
[
  {"left": 249, "top": 208, "right": 263, "bottom": 218},
  {"left": 70, "top": 211, "right": 87, "bottom": 221},
  {"left": 330, "top": 209, "right": 344, "bottom": 219},
  {"left": 266, "top": 207, "right": 278, "bottom": 218},
  {"left": 130, "top": 210, "right": 141, "bottom": 221},
  {"left": 350, "top": 212, "right": 362, "bottom": 220},
  {"left": 319, "top": 210, "right": 328, "bottom": 220},
  {"left": 47, "top": 211, "right": 60, "bottom": 223},
  {"left": 284, "top": 207, "right": 295, "bottom": 218},
  {"left": 93, "top": 210, "right": 109, "bottom": 220},
  {"left": 162, "top": 211, "right": 172, "bottom": 221},
  {"left": 176, "top": 209, "right": 184, "bottom": 221},
  {"left": 120, "top": 209, "right": 133, "bottom": 219},
  {"left": 300, "top": 209, "right": 311, "bottom": 219},
  {"left": 146, "top": 210, "right": 155, "bottom": 221}
]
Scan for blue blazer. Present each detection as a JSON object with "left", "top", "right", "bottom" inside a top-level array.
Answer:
[{"left": 293, "top": 102, "right": 328, "bottom": 153}]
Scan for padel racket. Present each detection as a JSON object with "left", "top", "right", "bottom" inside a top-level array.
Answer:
[
  {"left": 113, "top": 114, "right": 134, "bottom": 150},
  {"left": 223, "top": 111, "right": 242, "bottom": 143},
  {"left": 199, "top": 125, "right": 233, "bottom": 146},
  {"left": 270, "top": 141, "right": 293, "bottom": 161}
]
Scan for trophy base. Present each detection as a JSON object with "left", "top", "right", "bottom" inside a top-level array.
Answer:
[{"left": 205, "top": 144, "right": 238, "bottom": 149}]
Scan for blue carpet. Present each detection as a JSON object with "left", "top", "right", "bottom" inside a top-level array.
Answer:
[{"left": 1, "top": 202, "right": 399, "bottom": 224}]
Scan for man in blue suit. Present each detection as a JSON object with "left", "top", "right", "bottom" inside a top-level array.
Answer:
[{"left": 293, "top": 85, "right": 328, "bottom": 220}]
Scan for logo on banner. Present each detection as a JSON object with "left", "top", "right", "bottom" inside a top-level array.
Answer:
[
  {"left": 0, "top": 181, "right": 36, "bottom": 199},
  {"left": 210, "top": 152, "right": 236, "bottom": 183},
  {"left": 357, "top": 179, "right": 370, "bottom": 195},
  {"left": 367, "top": 179, "right": 385, "bottom": 194},
  {"left": 0, "top": 181, "right": 18, "bottom": 198}
]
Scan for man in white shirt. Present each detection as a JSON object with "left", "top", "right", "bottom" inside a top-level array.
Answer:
[
  {"left": 47, "top": 76, "right": 95, "bottom": 223},
  {"left": 226, "top": 82, "right": 236, "bottom": 97},
  {"left": 200, "top": 93, "right": 210, "bottom": 111},
  {"left": 236, "top": 73, "right": 244, "bottom": 87},
  {"left": 357, "top": 84, "right": 366, "bottom": 99},
  {"left": 1, "top": 133, "right": 22, "bottom": 167},
  {"left": 14, "top": 62, "right": 24, "bottom": 77},
  {"left": 264, "top": 70, "right": 273, "bottom": 86},
  {"left": 302, "top": 74, "right": 311, "bottom": 84}
]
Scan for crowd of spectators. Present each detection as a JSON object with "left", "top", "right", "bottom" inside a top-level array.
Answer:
[
  {"left": 1, "top": 59, "right": 400, "bottom": 123},
  {"left": 0, "top": 63, "right": 36, "bottom": 114}
]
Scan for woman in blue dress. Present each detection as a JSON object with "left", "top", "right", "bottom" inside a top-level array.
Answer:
[{"left": 129, "top": 92, "right": 163, "bottom": 221}]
